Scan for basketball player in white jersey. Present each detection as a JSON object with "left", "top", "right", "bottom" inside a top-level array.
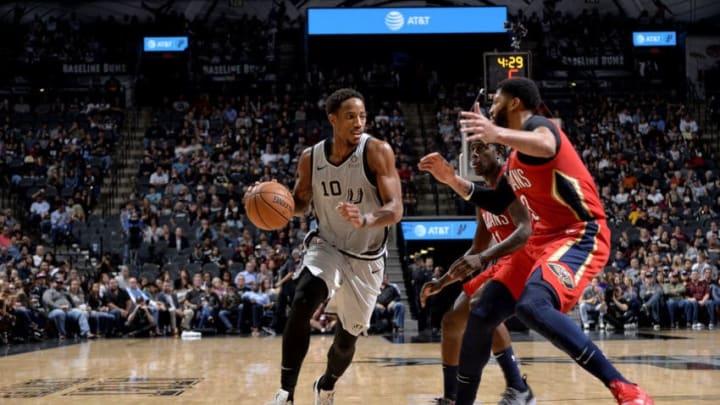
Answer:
[{"left": 267, "top": 88, "right": 403, "bottom": 405}]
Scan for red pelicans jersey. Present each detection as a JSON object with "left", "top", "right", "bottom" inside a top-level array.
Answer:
[
  {"left": 481, "top": 208, "right": 516, "bottom": 244},
  {"left": 480, "top": 165, "right": 518, "bottom": 243},
  {"left": 505, "top": 115, "right": 606, "bottom": 234}
]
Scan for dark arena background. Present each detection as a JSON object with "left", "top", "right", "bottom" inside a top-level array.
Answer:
[{"left": 0, "top": 0, "right": 719, "bottom": 404}]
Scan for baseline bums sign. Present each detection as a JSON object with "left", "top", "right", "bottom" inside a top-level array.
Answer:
[
  {"left": 632, "top": 31, "right": 676, "bottom": 47},
  {"left": 400, "top": 220, "right": 477, "bottom": 241},
  {"left": 307, "top": 7, "right": 506, "bottom": 35}
]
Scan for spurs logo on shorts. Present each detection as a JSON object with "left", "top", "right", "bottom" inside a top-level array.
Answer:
[
  {"left": 352, "top": 323, "right": 365, "bottom": 333},
  {"left": 548, "top": 262, "right": 575, "bottom": 290}
]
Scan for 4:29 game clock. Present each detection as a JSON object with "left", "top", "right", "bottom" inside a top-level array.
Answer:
[{"left": 483, "top": 52, "right": 531, "bottom": 101}]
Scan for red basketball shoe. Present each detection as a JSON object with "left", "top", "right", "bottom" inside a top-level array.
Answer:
[{"left": 609, "top": 380, "right": 654, "bottom": 405}]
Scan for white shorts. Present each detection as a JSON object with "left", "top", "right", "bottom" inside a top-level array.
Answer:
[{"left": 300, "top": 236, "right": 384, "bottom": 336}]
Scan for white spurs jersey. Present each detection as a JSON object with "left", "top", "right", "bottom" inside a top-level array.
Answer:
[{"left": 309, "top": 133, "right": 387, "bottom": 259}]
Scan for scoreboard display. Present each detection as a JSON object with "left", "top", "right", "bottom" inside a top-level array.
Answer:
[{"left": 483, "top": 51, "right": 531, "bottom": 101}]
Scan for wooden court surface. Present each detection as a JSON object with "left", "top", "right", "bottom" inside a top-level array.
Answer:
[{"left": 1, "top": 330, "right": 718, "bottom": 404}]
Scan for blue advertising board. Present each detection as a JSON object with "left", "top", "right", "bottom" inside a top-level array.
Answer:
[
  {"left": 143, "top": 37, "right": 189, "bottom": 52},
  {"left": 401, "top": 220, "right": 477, "bottom": 241},
  {"left": 632, "top": 31, "right": 676, "bottom": 47},
  {"left": 307, "top": 7, "right": 506, "bottom": 35}
]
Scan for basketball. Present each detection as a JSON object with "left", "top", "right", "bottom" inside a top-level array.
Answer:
[{"left": 244, "top": 182, "right": 295, "bottom": 230}]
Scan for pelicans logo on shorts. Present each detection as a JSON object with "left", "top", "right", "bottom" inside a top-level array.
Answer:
[{"left": 548, "top": 262, "right": 575, "bottom": 290}]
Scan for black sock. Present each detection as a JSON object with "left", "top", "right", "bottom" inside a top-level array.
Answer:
[
  {"left": 455, "top": 372, "right": 481, "bottom": 405},
  {"left": 442, "top": 364, "right": 458, "bottom": 400},
  {"left": 281, "top": 367, "right": 298, "bottom": 401},
  {"left": 279, "top": 269, "right": 329, "bottom": 400},
  {"left": 494, "top": 347, "right": 526, "bottom": 391},
  {"left": 319, "top": 327, "right": 358, "bottom": 391},
  {"left": 318, "top": 374, "right": 340, "bottom": 391}
]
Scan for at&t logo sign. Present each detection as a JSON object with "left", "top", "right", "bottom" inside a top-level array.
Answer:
[
  {"left": 413, "top": 224, "right": 427, "bottom": 238},
  {"left": 385, "top": 10, "right": 431, "bottom": 31},
  {"left": 385, "top": 11, "right": 404, "bottom": 31}
]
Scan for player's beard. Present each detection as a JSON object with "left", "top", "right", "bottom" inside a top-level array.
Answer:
[{"left": 492, "top": 104, "right": 510, "bottom": 128}]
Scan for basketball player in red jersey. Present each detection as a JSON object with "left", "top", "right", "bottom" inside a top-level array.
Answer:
[
  {"left": 452, "top": 77, "right": 654, "bottom": 405},
  {"left": 418, "top": 141, "right": 534, "bottom": 405}
]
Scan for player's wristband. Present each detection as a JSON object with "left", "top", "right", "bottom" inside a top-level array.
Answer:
[{"left": 462, "top": 182, "right": 475, "bottom": 201}]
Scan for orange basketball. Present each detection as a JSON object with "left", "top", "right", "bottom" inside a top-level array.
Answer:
[{"left": 244, "top": 182, "right": 295, "bottom": 230}]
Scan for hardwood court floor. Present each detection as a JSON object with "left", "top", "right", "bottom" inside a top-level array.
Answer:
[{"left": 1, "top": 330, "right": 719, "bottom": 404}]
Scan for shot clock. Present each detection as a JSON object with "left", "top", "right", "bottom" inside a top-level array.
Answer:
[{"left": 483, "top": 51, "right": 531, "bottom": 101}]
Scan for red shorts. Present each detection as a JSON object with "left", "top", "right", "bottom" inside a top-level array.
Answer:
[
  {"left": 525, "top": 220, "right": 611, "bottom": 314},
  {"left": 462, "top": 247, "right": 534, "bottom": 300}
]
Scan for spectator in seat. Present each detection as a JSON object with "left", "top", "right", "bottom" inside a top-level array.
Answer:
[
  {"left": 701, "top": 269, "right": 718, "bottom": 329},
  {"left": 183, "top": 274, "right": 209, "bottom": 330},
  {"left": 579, "top": 276, "right": 606, "bottom": 330},
  {"left": 679, "top": 113, "right": 698, "bottom": 140},
  {"left": 639, "top": 271, "right": 663, "bottom": 330},
  {"left": 3, "top": 281, "right": 37, "bottom": 342},
  {"left": 103, "top": 277, "right": 132, "bottom": 335},
  {"left": 195, "top": 219, "right": 217, "bottom": 242},
  {"left": 218, "top": 284, "right": 242, "bottom": 333},
  {"left": 238, "top": 260, "right": 258, "bottom": 289},
  {"left": 169, "top": 227, "right": 190, "bottom": 252},
  {"left": 240, "top": 278, "right": 274, "bottom": 337},
  {"left": 116, "top": 265, "right": 130, "bottom": 289},
  {"left": 663, "top": 271, "right": 687, "bottom": 328},
  {"left": 42, "top": 276, "right": 94, "bottom": 339},
  {"left": 625, "top": 258, "right": 641, "bottom": 282},
  {"left": 144, "top": 186, "right": 162, "bottom": 205},
  {"left": 149, "top": 166, "right": 169, "bottom": 188},
  {"left": 204, "top": 247, "right": 227, "bottom": 272},
  {"left": 693, "top": 252, "right": 716, "bottom": 276},
  {"left": 29, "top": 191, "right": 51, "bottom": 235},
  {"left": 125, "top": 295, "right": 155, "bottom": 337},
  {"left": 373, "top": 273, "right": 405, "bottom": 333},
  {"left": 126, "top": 277, "right": 158, "bottom": 325},
  {"left": 138, "top": 156, "right": 156, "bottom": 177},
  {"left": 156, "top": 280, "right": 185, "bottom": 335},
  {"left": 87, "top": 282, "right": 114, "bottom": 337},
  {"left": 49, "top": 200, "right": 73, "bottom": 244},
  {"left": 685, "top": 270, "right": 711, "bottom": 329},
  {"left": 604, "top": 286, "right": 635, "bottom": 332}
]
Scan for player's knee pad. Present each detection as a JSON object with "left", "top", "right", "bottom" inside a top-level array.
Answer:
[
  {"left": 333, "top": 328, "right": 358, "bottom": 354},
  {"left": 515, "top": 287, "right": 554, "bottom": 328},
  {"left": 469, "top": 281, "right": 514, "bottom": 328}
]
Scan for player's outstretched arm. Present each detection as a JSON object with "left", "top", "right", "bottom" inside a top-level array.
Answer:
[
  {"left": 459, "top": 103, "right": 557, "bottom": 158},
  {"left": 292, "top": 148, "right": 313, "bottom": 216},
  {"left": 418, "top": 152, "right": 473, "bottom": 200}
]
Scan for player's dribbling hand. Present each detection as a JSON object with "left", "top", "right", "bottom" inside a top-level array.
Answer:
[
  {"left": 243, "top": 179, "right": 278, "bottom": 204},
  {"left": 418, "top": 152, "right": 456, "bottom": 184},
  {"left": 447, "top": 253, "right": 487, "bottom": 280},
  {"left": 336, "top": 202, "right": 364, "bottom": 228},
  {"left": 419, "top": 280, "right": 443, "bottom": 308},
  {"left": 459, "top": 102, "right": 501, "bottom": 144}
]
